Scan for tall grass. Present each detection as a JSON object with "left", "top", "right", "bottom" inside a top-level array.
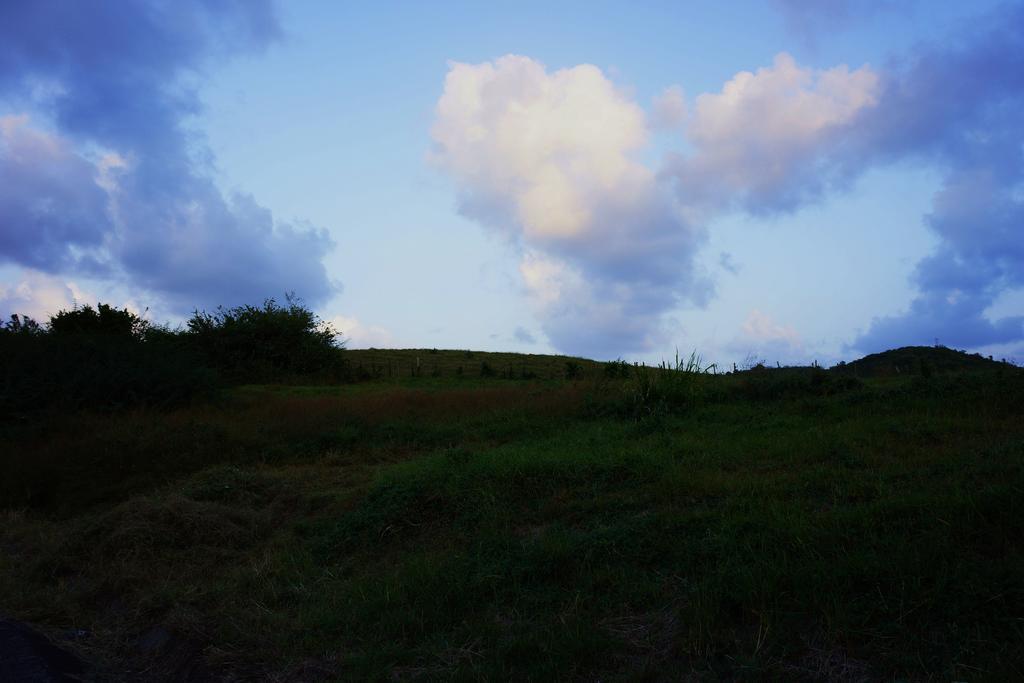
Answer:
[{"left": 594, "top": 349, "right": 719, "bottom": 419}]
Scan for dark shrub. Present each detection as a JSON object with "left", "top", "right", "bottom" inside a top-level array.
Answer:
[
  {"left": 49, "top": 303, "right": 149, "bottom": 339},
  {"left": 737, "top": 366, "right": 864, "bottom": 401},
  {"left": 1, "top": 313, "right": 43, "bottom": 336},
  {"left": 186, "top": 295, "right": 345, "bottom": 382},
  {"left": 565, "top": 361, "right": 583, "bottom": 380},
  {"left": 603, "top": 359, "right": 630, "bottom": 379},
  {"left": 0, "top": 306, "right": 215, "bottom": 416}
]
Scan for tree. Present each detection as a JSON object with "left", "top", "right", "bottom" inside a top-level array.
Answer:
[
  {"left": 0, "top": 314, "right": 44, "bottom": 336},
  {"left": 48, "top": 303, "right": 149, "bottom": 339},
  {"left": 186, "top": 294, "right": 344, "bottom": 379}
]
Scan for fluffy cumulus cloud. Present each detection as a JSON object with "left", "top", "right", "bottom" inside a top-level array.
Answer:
[
  {"left": 670, "top": 4, "right": 1024, "bottom": 355},
  {"left": 429, "top": 7, "right": 1024, "bottom": 360},
  {"left": 0, "top": 1, "right": 335, "bottom": 315},
  {"left": 431, "top": 55, "right": 709, "bottom": 358},
  {"left": 650, "top": 86, "right": 687, "bottom": 130},
  {"left": 430, "top": 52, "right": 890, "bottom": 357},
  {"left": 666, "top": 52, "right": 880, "bottom": 213}
]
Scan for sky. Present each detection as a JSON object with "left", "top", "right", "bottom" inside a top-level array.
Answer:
[{"left": 1, "top": 0, "right": 1023, "bottom": 366}]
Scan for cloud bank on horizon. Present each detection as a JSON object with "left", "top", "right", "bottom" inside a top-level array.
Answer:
[
  {"left": 0, "top": 0, "right": 336, "bottom": 317},
  {"left": 432, "top": 3, "right": 1024, "bottom": 358}
]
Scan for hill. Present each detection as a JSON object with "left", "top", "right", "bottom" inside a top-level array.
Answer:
[
  {"left": 835, "top": 345, "right": 1016, "bottom": 377},
  {"left": 1, "top": 347, "right": 1023, "bottom": 679},
  {"left": 344, "top": 347, "right": 604, "bottom": 380}
]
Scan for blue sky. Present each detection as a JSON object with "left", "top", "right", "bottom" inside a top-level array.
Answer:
[{"left": 1, "top": 0, "right": 1022, "bottom": 365}]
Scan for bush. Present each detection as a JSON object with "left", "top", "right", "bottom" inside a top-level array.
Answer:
[
  {"left": 603, "top": 359, "right": 630, "bottom": 379},
  {"left": 0, "top": 295, "right": 352, "bottom": 416},
  {"left": 1, "top": 313, "right": 43, "bottom": 336},
  {"left": 0, "top": 306, "right": 215, "bottom": 416},
  {"left": 564, "top": 361, "right": 583, "bottom": 380},
  {"left": 186, "top": 295, "right": 345, "bottom": 381},
  {"left": 736, "top": 367, "right": 864, "bottom": 401},
  {"left": 49, "top": 303, "right": 149, "bottom": 339},
  {"left": 588, "top": 356, "right": 716, "bottom": 421}
]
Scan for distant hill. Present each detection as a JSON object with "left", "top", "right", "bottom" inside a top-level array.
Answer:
[
  {"left": 836, "top": 345, "right": 1015, "bottom": 377},
  {"left": 344, "top": 345, "right": 1020, "bottom": 381},
  {"left": 343, "top": 347, "right": 604, "bottom": 380}
]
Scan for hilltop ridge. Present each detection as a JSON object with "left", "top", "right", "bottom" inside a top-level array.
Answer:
[
  {"left": 835, "top": 345, "right": 1016, "bottom": 377},
  {"left": 344, "top": 345, "right": 1019, "bottom": 381},
  {"left": 343, "top": 347, "right": 603, "bottom": 380}
]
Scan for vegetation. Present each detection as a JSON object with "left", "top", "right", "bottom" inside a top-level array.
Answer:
[
  {"left": 0, "top": 305, "right": 215, "bottom": 415},
  {"left": 187, "top": 295, "right": 344, "bottom": 381},
  {"left": 834, "top": 344, "right": 1011, "bottom": 378},
  {"left": 343, "top": 347, "right": 600, "bottom": 381},
  {"left": 0, "top": 297, "right": 344, "bottom": 418},
  {"left": 47, "top": 302, "right": 151, "bottom": 339},
  {"left": 1, "top": 336, "right": 1022, "bottom": 680}
]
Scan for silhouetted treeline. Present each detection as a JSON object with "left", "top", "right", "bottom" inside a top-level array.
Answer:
[{"left": 0, "top": 297, "right": 345, "bottom": 416}]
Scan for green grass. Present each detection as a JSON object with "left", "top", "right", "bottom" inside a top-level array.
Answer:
[
  {"left": 344, "top": 347, "right": 605, "bottom": 381},
  {"left": 2, "top": 351, "right": 1023, "bottom": 680}
]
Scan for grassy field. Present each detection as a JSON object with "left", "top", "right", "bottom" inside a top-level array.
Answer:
[
  {"left": 1, "top": 349, "right": 1023, "bottom": 680},
  {"left": 343, "top": 348, "right": 605, "bottom": 381}
]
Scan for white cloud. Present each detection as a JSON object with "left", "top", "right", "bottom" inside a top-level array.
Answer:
[
  {"left": 741, "top": 309, "right": 802, "bottom": 347},
  {"left": 0, "top": 269, "right": 94, "bottom": 321},
  {"left": 727, "top": 309, "right": 807, "bottom": 364},
  {"left": 433, "top": 52, "right": 877, "bottom": 358},
  {"left": 434, "top": 11, "right": 1024, "bottom": 359},
  {"left": 650, "top": 85, "right": 687, "bottom": 130},
  {"left": 518, "top": 250, "right": 580, "bottom": 308},
  {"left": 432, "top": 55, "right": 708, "bottom": 358},
  {"left": 671, "top": 53, "right": 879, "bottom": 212},
  {"left": 431, "top": 55, "right": 652, "bottom": 241},
  {"left": 330, "top": 314, "right": 395, "bottom": 349},
  {"left": 514, "top": 249, "right": 682, "bottom": 359}
]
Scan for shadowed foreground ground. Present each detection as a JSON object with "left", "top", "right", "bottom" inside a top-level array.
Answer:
[{"left": 1, "top": 355, "right": 1022, "bottom": 680}]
